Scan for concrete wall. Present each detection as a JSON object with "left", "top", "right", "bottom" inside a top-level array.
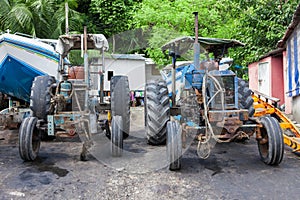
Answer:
[
  {"left": 293, "top": 95, "right": 300, "bottom": 122},
  {"left": 104, "top": 58, "right": 145, "bottom": 91},
  {"left": 282, "top": 51, "right": 292, "bottom": 114},
  {"left": 145, "top": 63, "right": 162, "bottom": 82}
]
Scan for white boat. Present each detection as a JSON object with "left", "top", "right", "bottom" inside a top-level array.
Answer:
[{"left": 0, "top": 33, "right": 59, "bottom": 102}]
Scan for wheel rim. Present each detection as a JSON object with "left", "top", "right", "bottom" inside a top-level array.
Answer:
[
  {"left": 258, "top": 127, "right": 269, "bottom": 158},
  {"left": 32, "top": 128, "right": 40, "bottom": 153}
]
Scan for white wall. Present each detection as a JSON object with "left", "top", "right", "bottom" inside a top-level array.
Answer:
[
  {"left": 145, "top": 64, "right": 162, "bottom": 82},
  {"left": 103, "top": 58, "right": 146, "bottom": 91},
  {"left": 293, "top": 96, "right": 300, "bottom": 123}
]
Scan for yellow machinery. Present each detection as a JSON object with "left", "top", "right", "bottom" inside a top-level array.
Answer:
[{"left": 252, "top": 90, "right": 300, "bottom": 152}]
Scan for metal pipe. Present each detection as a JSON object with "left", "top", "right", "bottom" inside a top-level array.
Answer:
[
  {"left": 100, "top": 43, "right": 104, "bottom": 103},
  {"left": 193, "top": 12, "right": 200, "bottom": 69},
  {"left": 171, "top": 53, "right": 176, "bottom": 106},
  {"left": 65, "top": 2, "right": 69, "bottom": 35},
  {"left": 84, "top": 26, "right": 89, "bottom": 110}
]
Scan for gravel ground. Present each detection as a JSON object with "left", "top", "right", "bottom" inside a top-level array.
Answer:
[{"left": 1, "top": 107, "right": 300, "bottom": 200}]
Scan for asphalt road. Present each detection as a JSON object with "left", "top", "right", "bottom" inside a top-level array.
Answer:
[{"left": 1, "top": 107, "right": 300, "bottom": 200}]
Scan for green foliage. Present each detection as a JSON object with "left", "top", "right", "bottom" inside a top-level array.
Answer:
[
  {"left": 131, "top": 0, "right": 299, "bottom": 74},
  {"left": 0, "top": 0, "right": 299, "bottom": 77},
  {"left": 131, "top": 0, "right": 242, "bottom": 68},
  {"left": 90, "top": 0, "right": 141, "bottom": 37},
  {"left": 0, "top": 0, "right": 84, "bottom": 38}
]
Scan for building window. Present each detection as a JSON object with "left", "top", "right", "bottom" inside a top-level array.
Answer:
[{"left": 108, "top": 71, "right": 114, "bottom": 81}]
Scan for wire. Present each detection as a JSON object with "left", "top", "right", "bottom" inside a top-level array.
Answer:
[{"left": 197, "top": 72, "right": 231, "bottom": 159}]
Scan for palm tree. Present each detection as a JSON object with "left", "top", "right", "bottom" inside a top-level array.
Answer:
[
  {"left": 49, "top": 0, "right": 84, "bottom": 38},
  {"left": 0, "top": 0, "right": 83, "bottom": 38},
  {"left": 0, "top": 0, "right": 53, "bottom": 37}
]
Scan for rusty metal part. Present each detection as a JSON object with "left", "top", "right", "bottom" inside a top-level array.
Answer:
[
  {"left": 0, "top": 108, "right": 30, "bottom": 130},
  {"left": 170, "top": 106, "right": 181, "bottom": 116},
  {"left": 208, "top": 110, "right": 247, "bottom": 134},
  {"left": 194, "top": 89, "right": 203, "bottom": 104},
  {"left": 216, "top": 116, "right": 242, "bottom": 134},
  {"left": 53, "top": 94, "right": 67, "bottom": 112},
  {"left": 235, "top": 130, "right": 250, "bottom": 140},
  {"left": 255, "top": 125, "right": 262, "bottom": 141},
  {"left": 208, "top": 109, "right": 249, "bottom": 122}
]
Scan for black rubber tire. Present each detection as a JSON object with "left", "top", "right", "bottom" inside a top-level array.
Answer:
[
  {"left": 19, "top": 117, "right": 40, "bottom": 161},
  {"left": 144, "top": 83, "right": 148, "bottom": 127},
  {"left": 238, "top": 78, "right": 254, "bottom": 117},
  {"left": 0, "top": 92, "right": 8, "bottom": 110},
  {"left": 167, "top": 121, "right": 182, "bottom": 171},
  {"left": 145, "top": 80, "right": 170, "bottom": 145},
  {"left": 241, "top": 95, "right": 254, "bottom": 109},
  {"left": 111, "top": 115, "right": 123, "bottom": 157},
  {"left": 110, "top": 76, "right": 130, "bottom": 139},
  {"left": 257, "top": 116, "right": 284, "bottom": 165},
  {"left": 30, "top": 75, "right": 55, "bottom": 120}
]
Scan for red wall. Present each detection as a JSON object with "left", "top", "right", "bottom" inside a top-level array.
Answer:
[
  {"left": 271, "top": 57, "right": 284, "bottom": 105},
  {"left": 248, "top": 61, "right": 258, "bottom": 92},
  {"left": 248, "top": 56, "right": 285, "bottom": 105}
]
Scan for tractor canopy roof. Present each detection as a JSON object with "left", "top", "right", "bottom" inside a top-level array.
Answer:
[
  {"left": 56, "top": 34, "right": 109, "bottom": 58},
  {"left": 161, "top": 36, "right": 244, "bottom": 58}
]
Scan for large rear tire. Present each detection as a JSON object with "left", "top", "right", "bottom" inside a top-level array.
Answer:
[
  {"left": 30, "top": 75, "right": 55, "bottom": 120},
  {"left": 110, "top": 76, "right": 130, "bottom": 139},
  {"left": 19, "top": 117, "right": 40, "bottom": 161},
  {"left": 111, "top": 116, "right": 123, "bottom": 157},
  {"left": 167, "top": 121, "right": 182, "bottom": 171},
  {"left": 238, "top": 78, "right": 254, "bottom": 117},
  {"left": 257, "top": 116, "right": 284, "bottom": 165},
  {"left": 145, "top": 80, "right": 170, "bottom": 145}
]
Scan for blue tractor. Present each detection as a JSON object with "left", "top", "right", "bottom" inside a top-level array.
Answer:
[
  {"left": 18, "top": 28, "right": 130, "bottom": 161},
  {"left": 144, "top": 13, "right": 284, "bottom": 170}
]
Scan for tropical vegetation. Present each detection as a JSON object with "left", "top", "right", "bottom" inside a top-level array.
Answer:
[{"left": 0, "top": 0, "right": 299, "bottom": 75}]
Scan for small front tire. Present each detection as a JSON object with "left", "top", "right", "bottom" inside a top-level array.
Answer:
[
  {"left": 111, "top": 116, "right": 123, "bottom": 157},
  {"left": 19, "top": 117, "right": 41, "bottom": 161},
  {"left": 167, "top": 121, "right": 182, "bottom": 171},
  {"left": 257, "top": 116, "right": 284, "bottom": 165}
]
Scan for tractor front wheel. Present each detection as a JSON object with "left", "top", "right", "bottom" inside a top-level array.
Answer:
[
  {"left": 19, "top": 117, "right": 40, "bottom": 161},
  {"left": 111, "top": 116, "right": 123, "bottom": 157},
  {"left": 110, "top": 76, "right": 130, "bottom": 139},
  {"left": 257, "top": 116, "right": 284, "bottom": 165},
  {"left": 167, "top": 120, "right": 182, "bottom": 171}
]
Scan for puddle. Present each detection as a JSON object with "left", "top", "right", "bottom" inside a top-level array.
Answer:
[
  {"left": 28, "top": 157, "right": 69, "bottom": 178},
  {"left": 36, "top": 164, "right": 69, "bottom": 177},
  {"left": 200, "top": 157, "right": 224, "bottom": 176}
]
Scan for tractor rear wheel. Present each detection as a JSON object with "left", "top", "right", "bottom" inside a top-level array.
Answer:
[
  {"left": 19, "top": 117, "right": 40, "bottom": 161},
  {"left": 238, "top": 78, "right": 254, "bottom": 117},
  {"left": 145, "top": 80, "right": 170, "bottom": 145},
  {"left": 30, "top": 75, "right": 55, "bottom": 120},
  {"left": 110, "top": 76, "right": 130, "bottom": 139},
  {"left": 111, "top": 116, "right": 123, "bottom": 157},
  {"left": 167, "top": 120, "right": 182, "bottom": 171},
  {"left": 257, "top": 116, "right": 284, "bottom": 165}
]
